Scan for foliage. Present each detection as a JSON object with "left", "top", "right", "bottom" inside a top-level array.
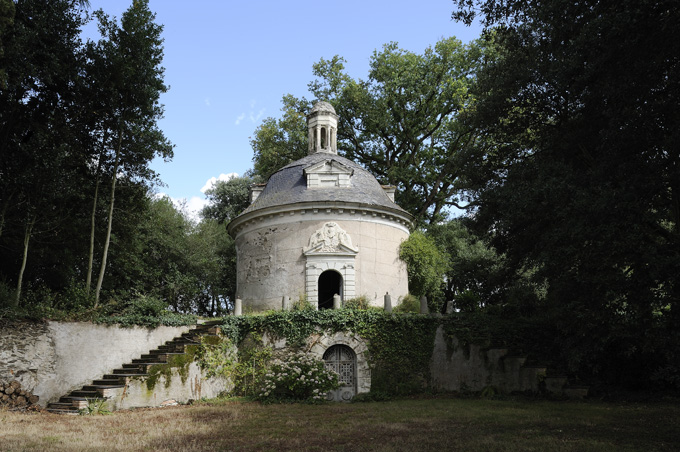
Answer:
[
  {"left": 393, "top": 294, "right": 419, "bottom": 313},
  {"left": 196, "top": 336, "right": 236, "bottom": 380},
  {"left": 399, "top": 230, "right": 449, "bottom": 312},
  {"left": 343, "top": 296, "right": 370, "bottom": 310},
  {"left": 290, "top": 294, "right": 314, "bottom": 311},
  {"left": 257, "top": 352, "right": 339, "bottom": 403},
  {"left": 251, "top": 95, "right": 310, "bottom": 180},
  {"left": 219, "top": 310, "right": 442, "bottom": 395},
  {"left": 230, "top": 334, "right": 273, "bottom": 397},
  {"left": 79, "top": 398, "right": 111, "bottom": 416},
  {"left": 0, "top": 1, "right": 219, "bottom": 316},
  {"left": 94, "top": 294, "right": 197, "bottom": 328},
  {"left": 251, "top": 37, "right": 487, "bottom": 225},
  {"left": 451, "top": 0, "right": 680, "bottom": 388},
  {"left": 201, "top": 175, "right": 255, "bottom": 224}
]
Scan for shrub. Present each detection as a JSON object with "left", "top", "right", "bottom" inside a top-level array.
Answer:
[
  {"left": 343, "top": 295, "right": 370, "bottom": 310},
  {"left": 257, "top": 352, "right": 339, "bottom": 403},
  {"left": 394, "top": 294, "right": 419, "bottom": 313},
  {"left": 291, "top": 294, "right": 314, "bottom": 311}
]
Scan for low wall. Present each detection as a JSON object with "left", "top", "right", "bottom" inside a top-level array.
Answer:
[
  {"left": 0, "top": 320, "right": 191, "bottom": 406},
  {"left": 430, "top": 326, "right": 546, "bottom": 393}
]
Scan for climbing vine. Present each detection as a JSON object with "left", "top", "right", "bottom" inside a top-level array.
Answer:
[{"left": 217, "top": 310, "right": 486, "bottom": 395}]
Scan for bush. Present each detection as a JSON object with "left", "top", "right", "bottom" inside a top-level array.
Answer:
[
  {"left": 291, "top": 294, "right": 314, "bottom": 311},
  {"left": 343, "top": 295, "right": 370, "bottom": 310},
  {"left": 394, "top": 294, "right": 419, "bottom": 313},
  {"left": 256, "top": 352, "right": 339, "bottom": 403}
]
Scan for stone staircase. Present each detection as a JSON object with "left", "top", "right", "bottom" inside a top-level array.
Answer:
[{"left": 46, "top": 321, "right": 222, "bottom": 415}]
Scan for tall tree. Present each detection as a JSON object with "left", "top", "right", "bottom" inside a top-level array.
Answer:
[
  {"left": 88, "top": 0, "right": 172, "bottom": 305},
  {"left": 251, "top": 37, "right": 486, "bottom": 225},
  {"left": 0, "top": 0, "right": 87, "bottom": 304},
  {"left": 453, "top": 0, "right": 680, "bottom": 386}
]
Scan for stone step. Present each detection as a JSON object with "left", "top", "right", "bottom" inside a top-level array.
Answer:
[
  {"left": 47, "top": 407, "right": 80, "bottom": 415},
  {"left": 131, "top": 358, "right": 165, "bottom": 364},
  {"left": 59, "top": 396, "right": 88, "bottom": 409},
  {"left": 92, "top": 378, "right": 125, "bottom": 386},
  {"left": 107, "top": 371, "right": 148, "bottom": 378},
  {"left": 123, "top": 363, "right": 144, "bottom": 369},
  {"left": 48, "top": 402, "right": 76, "bottom": 410},
  {"left": 82, "top": 384, "right": 125, "bottom": 391},
  {"left": 70, "top": 390, "right": 98, "bottom": 398}
]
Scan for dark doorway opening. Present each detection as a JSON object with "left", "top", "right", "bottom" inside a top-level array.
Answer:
[{"left": 318, "top": 270, "right": 342, "bottom": 310}]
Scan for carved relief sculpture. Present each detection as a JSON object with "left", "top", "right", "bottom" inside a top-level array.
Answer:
[{"left": 304, "top": 222, "right": 358, "bottom": 254}]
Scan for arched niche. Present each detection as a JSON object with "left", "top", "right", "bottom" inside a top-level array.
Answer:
[{"left": 303, "top": 222, "right": 358, "bottom": 308}]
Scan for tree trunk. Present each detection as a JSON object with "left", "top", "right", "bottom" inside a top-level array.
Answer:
[
  {"left": 94, "top": 133, "right": 122, "bottom": 307},
  {"left": 15, "top": 217, "right": 35, "bottom": 307},
  {"left": 86, "top": 160, "right": 102, "bottom": 295}
]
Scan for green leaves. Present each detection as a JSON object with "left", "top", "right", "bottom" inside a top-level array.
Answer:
[
  {"left": 251, "top": 37, "right": 488, "bottom": 225},
  {"left": 399, "top": 230, "right": 449, "bottom": 309}
]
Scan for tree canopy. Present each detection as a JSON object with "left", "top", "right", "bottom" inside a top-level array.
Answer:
[
  {"left": 452, "top": 0, "right": 680, "bottom": 387},
  {"left": 251, "top": 37, "right": 486, "bottom": 225}
]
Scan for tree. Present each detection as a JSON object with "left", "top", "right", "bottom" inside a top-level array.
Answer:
[
  {"left": 251, "top": 37, "right": 487, "bottom": 225},
  {"left": 398, "top": 230, "right": 449, "bottom": 312},
  {"left": 87, "top": 0, "right": 172, "bottom": 305},
  {"left": 453, "top": 0, "right": 680, "bottom": 386},
  {"left": 251, "top": 95, "right": 310, "bottom": 180},
  {"left": 201, "top": 175, "right": 255, "bottom": 309},
  {"left": 201, "top": 175, "right": 255, "bottom": 224},
  {"left": 0, "top": 0, "right": 88, "bottom": 305}
]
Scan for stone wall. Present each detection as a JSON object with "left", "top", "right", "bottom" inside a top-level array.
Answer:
[
  {"left": 0, "top": 320, "right": 190, "bottom": 406},
  {"left": 234, "top": 212, "right": 409, "bottom": 311},
  {"left": 429, "top": 326, "right": 546, "bottom": 393}
]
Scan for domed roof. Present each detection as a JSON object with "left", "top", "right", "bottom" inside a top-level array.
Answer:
[
  {"left": 238, "top": 153, "right": 409, "bottom": 217},
  {"left": 309, "top": 101, "right": 336, "bottom": 115}
]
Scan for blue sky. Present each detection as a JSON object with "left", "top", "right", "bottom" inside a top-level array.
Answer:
[{"left": 84, "top": 1, "right": 482, "bottom": 218}]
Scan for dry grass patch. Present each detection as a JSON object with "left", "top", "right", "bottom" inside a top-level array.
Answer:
[{"left": 0, "top": 397, "right": 678, "bottom": 451}]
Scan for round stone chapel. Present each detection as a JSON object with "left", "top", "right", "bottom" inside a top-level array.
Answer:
[{"left": 228, "top": 102, "right": 412, "bottom": 312}]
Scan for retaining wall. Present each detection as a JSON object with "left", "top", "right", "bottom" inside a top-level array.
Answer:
[{"left": 0, "top": 320, "right": 191, "bottom": 406}]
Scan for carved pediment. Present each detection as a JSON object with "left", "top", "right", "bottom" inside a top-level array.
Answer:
[
  {"left": 303, "top": 222, "right": 358, "bottom": 255},
  {"left": 304, "top": 159, "right": 354, "bottom": 188}
]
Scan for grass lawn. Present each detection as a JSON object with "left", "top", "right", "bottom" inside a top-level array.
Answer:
[{"left": 1, "top": 396, "right": 678, "bottom": 451}]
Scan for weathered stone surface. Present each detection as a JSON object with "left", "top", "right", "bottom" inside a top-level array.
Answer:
[
  {"left": 0, "top": 320, "right": 191, "bottom": 406},
  {"left": 228, "top": 103, "right": 412, "bottom": 313},
  {"left": 429, "top": 326, "right": 547, "bottom": 394}
]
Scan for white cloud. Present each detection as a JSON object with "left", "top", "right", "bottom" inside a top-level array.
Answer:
[
  {"left": 235, "top": 100, "right": 265, "bottom": 126},
  {"left": 186, "top": 196, "right": 209, "bottom": 217},
  {"left": 200, "top": 172, "right": 239, "bottom": 193},
  {"left": 249, "top": 108, "right": 265, "bottom": 123},
  {"left": 204, "top": 97, "right": 211, "bottom": 107}
]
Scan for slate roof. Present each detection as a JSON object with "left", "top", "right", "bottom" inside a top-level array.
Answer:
[{"left": 239, "top": 153, "right": 409, "bottom": 216}]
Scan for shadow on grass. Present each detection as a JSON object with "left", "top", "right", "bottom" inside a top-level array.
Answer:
[{"left": 143, "top": 398, "right": 680, "bottom": 452}]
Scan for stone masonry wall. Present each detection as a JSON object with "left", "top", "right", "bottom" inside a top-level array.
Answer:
[{"left": 0, "top": 320, "right": 190, "bottom": 406}]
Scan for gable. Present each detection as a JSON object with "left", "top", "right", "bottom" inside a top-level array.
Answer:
[{"left": 303, "top": 159, "right": 354, "bottom": 188}]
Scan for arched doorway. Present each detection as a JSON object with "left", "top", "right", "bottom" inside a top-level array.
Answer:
[
  {"left": 323, "top": 344, "right": 356, "bottom": 401},
  {"left": 318, "top": 270, "right": 342, "bottom": 310}
]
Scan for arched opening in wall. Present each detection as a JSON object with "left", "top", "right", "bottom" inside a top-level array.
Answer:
[
  {"left": 318, "top": 270, "right": 342, "bottom": 310},
  {"left": 320, "top": 127, "right": 327, "bottom": 149},
  {"left": 323, "top": 344, "right": 357, "bottom": 401}
]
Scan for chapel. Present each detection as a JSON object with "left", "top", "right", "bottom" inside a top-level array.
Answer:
[{"left": 227, "top": 101, "right": 413, "bottom": 312}]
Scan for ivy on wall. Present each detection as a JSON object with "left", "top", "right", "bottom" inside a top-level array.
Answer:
[{"left": 216, "top": 310, "right": 508, "bottom": 395}]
